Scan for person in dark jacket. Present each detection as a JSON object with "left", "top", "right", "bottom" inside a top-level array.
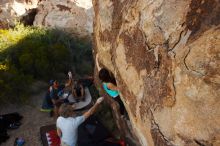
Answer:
[{"left": 41, "top": 72, "right": 72, "bottom": 116}]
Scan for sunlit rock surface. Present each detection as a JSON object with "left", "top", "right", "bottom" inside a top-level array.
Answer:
[
  {"left": 0, "top": 0, "right": 93, "bottom": 36},
  {"left": 93, "top": 0, "right": 220, "bottom": 145},
  {"left": 0, "top": 0, "right": 39, "bottom": 28},
  {"left": 34, "top": 0, "right": 93, "bottom": 36}
]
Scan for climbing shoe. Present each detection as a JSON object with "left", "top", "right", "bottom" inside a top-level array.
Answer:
[{"left": 40, "top": 108, "right": 52, "bottom": 112}]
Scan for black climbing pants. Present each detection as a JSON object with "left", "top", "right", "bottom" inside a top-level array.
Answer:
[{"left": 114, "top": 96, "right": 125, "bottom": 115}]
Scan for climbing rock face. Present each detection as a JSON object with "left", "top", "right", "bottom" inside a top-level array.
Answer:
[
  {"left": 34, "top": 0, "right": 93, "bottom": 36},
  {"left": 0, "top": 0, "right": 39, "bottom": 28},
  {"left": 93, "top": 0, "right": 220, "bottom": 146}
]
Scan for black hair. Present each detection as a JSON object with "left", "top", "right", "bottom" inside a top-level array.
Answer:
[{"left": 98, "top": 68, "right": 117, "bottom": 85}]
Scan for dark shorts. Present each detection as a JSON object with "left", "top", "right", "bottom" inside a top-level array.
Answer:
[{"left": 78, "top": 78, "right": 93, "bottom": 87}]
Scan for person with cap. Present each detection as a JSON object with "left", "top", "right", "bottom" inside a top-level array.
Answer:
[
  {"left": 41, "top": 71, "right": 73, "bottom": 115},
  {"left": 56, "top": 97, "right": 104, "bottom": 146}
]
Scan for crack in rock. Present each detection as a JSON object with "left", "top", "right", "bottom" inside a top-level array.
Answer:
[
  {"left": 150, "top": 109, "right": 174, "bottom": 146},
  {"left": 183, "top": 46, "right": 206, "bottom": 76}
]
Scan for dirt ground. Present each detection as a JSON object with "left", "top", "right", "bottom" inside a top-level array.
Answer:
[
  {"left": 0, "top": 81, "right": 119, "bottom": 146},
  {"left": 0, "top": 82, "right": 55, "bottom": 146}
]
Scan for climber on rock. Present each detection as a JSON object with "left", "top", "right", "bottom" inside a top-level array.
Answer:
[{"left": 96, "top": 54, "right": 125, "bottom": 115}]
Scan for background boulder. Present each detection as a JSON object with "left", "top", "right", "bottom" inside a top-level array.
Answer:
[{"left": 34, "top": 0, "right": 93, "bottom": 36}]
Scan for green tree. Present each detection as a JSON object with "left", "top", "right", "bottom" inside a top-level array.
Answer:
[{"left": 0, "top": 23, "right": 93, "bottom": 103}]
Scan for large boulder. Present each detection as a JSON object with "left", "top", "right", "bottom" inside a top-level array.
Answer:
[
  {"left": 93, "top": 0, "right": 220, "bottom": 146},
  {"left": 34, "top": 0, "right": 93, "bottom": 36},
  {"left": 0, "top": 0, "right": 39, "bottom": 28}
]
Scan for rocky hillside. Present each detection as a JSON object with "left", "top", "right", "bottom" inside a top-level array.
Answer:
[
  {"left": 0, "top": 0, "right": 39, "bottom": 28},
  {"left": 93, "top": 0, "right": 220, "bottom": 146},
  {"left": 34, "top": 0, "right": 93, "bottom": 36},
  {"left": 0, "top": 0, "right": 93, "bottom": 36}
]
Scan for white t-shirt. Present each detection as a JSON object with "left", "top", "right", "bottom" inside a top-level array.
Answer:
[{"left": 56, "top": 116, "right": 85, "bottom": 146}]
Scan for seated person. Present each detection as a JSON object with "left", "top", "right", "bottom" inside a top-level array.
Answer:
[
  {"left": 72, "top": 80, "right": 85, "bottom": 101},
  {"left": 41, "top": 80, "right": 56, "bottom": 112},
  {"left": 41, "top": 72, "right": 72, "bottom": 113}
]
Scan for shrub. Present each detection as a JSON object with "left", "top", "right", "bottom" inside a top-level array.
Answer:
[{"left": 0, "top": 23, "right": 93, "bottom": 103}]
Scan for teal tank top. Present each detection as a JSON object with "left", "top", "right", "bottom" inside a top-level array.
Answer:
[{"left": 103, "top": 83, "right": 119, "bottom": 98}]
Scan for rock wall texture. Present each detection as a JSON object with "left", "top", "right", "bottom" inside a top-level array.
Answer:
[
  {"left": 0, "top": 0, "right": 39, "bottom": 28},
  {"left": 93, "top": 0, "right": 220, "bottom": 146},
  {"left": 34, "top": 0, "right": 93, "bottom": 36}
]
